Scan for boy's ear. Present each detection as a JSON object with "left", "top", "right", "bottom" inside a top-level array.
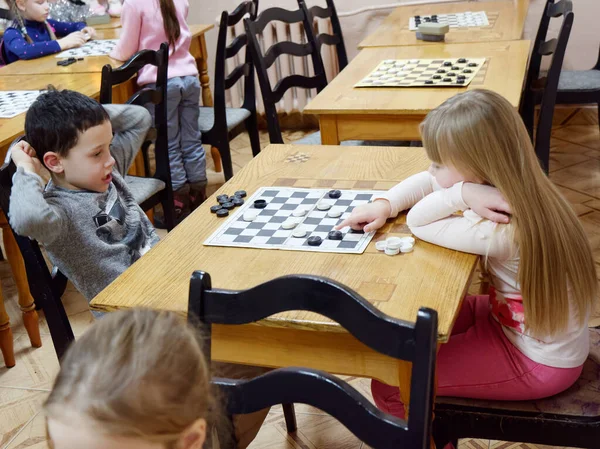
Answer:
[
  {"left": 43, "top": 152, "right": 64, "bottom": 174},
  {"left": 177, "top": 418, "right": 207, "bottom": 449}
]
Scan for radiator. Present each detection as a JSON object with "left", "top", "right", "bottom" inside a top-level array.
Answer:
[{"left": 225, "top": 17, "right": 339, "bottom": 114}]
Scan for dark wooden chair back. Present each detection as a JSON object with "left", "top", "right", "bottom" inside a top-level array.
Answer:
[
  {"left": 520, "top": 0, "right": 573, "bottom": 172},
  {"left": 0, "top": 142, "right": 74, "bottom": 361},
  {"left": 299, "top": 0, "right": 348, "bottom": 72},
  {"left": 100, "top": 43, "right": 175, "bottom": 230},
  {"left": 189, "top": 271, "right": 438, "bottom": 448},
  {"left": 244, "top": 6, "right": 328, "bottom": 144},
  {"left": 0, "top": 8, "right": 14, "bottom": 20}
]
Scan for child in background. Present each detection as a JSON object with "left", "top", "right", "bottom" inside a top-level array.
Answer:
[
  {"left": 44, "top": 308, "right": 268, "bottom": 449},
  {"left": 338, "top": 89, "right": 597, "bottom": 416},
  {"left": 3, "top": 0, "right": 96, "bottom": 63},
  {"left": 9, "top": 89, "right": 158, "bottom": 306},
  {"left": 110, "top": 0, "right": 207, "bottom": 224}
]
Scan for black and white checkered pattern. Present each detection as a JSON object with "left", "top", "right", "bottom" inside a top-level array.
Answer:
[
  {"left": 55, "top": 39, "right": 118, "bottom": 58},
  {"left": 204, "top": 187, "right": 383, "bottom": 253},
  {"left": 0, "top": 90, "right": 42, "bottom": 118},
  {"left": 408, "top": 11, "right": 489, "bottom": 31}
]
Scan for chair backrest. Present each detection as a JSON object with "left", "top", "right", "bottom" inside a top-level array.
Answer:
[
  {"left": 0, "top": 8, "right": 14, "bottom": 21},
  {"left": 0, "top": 142, "right": 74, "bottom": 360},
  {"left": 100, "top": 43, "right": 172, "bottom": 187},
  {"left": 189, "top": 271, "right": 438, "bottom": 449},
  {"left": 299, "top": 0, "right": 348, "bottom": 72},
  {"left": 521, "top": 0, "right": 573, "bottom": 172},
  {"left": 244, "top": 6, "right": 328, "bottom": 144},
  {"left": 214, "top": 0, "right": 259, "bottom": 127}
]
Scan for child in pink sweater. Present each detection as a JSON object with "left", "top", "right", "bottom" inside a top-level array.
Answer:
[{"left": 110, "top": 0, "right": 206, "bottom": 225}]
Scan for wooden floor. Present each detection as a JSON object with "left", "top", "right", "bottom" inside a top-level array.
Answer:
[{"left": 0, "top": 109, "right": 598, "bottom": 448}]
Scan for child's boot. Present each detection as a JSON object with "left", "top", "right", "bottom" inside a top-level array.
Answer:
[
  {"left": 173, "top": 184, "right": 191, "bottom": 221},
  {"left": 189, "top": 181, "right": 207, "bottom": 211}
]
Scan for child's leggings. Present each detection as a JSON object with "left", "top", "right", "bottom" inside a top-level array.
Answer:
[{"left": 372, "top": 294, "right": 584, "bottom": 419}]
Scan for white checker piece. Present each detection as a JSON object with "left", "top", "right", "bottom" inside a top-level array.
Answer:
[{"left": 204, "top": 187, "right": 384, "bottom": 254}]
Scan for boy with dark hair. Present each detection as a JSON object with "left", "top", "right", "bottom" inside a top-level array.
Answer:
[{"left": 9, "top": 89, "right": 159, "bottom": 303}]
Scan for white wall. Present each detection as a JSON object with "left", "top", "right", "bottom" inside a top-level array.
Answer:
[{"left": 188, "top": 0, "right": 599, "bottom": 78}]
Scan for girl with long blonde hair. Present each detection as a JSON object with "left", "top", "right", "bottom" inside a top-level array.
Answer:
[{"left": 339, "top": 89, "right": 597, "bottom": 415}]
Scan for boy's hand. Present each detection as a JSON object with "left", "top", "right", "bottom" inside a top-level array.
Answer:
[
  {"left": 57, "top": 31, "right": 87, "bottom": 50},
  {"left": 462, "top": 183, "right": 512, "bottom": 224},
  {"left": 11, "top": 141, "right": 42, "bottom": 175},
  {"left": 335, "top": 199, "right": 391, "bottom": 233},
  {"left": 81, "top": 26, "right": 96, "bottom": 40}
]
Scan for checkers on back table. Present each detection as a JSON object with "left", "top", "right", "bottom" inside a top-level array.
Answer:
[
  {"left": 204, "top": 187, "right": 384, "bottom": 254},
  {"left": 355, "top": 58, "right": 486, "bottom": 88},
  {"left": 408, "top": 11, "right": 489, "bottom": 31}
]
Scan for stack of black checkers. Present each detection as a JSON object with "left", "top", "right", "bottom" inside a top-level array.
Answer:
[{"left": 210, "top": 190, "right": 247, "bottom": 217}]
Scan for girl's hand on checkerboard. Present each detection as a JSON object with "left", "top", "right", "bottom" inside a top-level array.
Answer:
[
  {"left": 81, "top": 27, "right": 97, "bottom": 40},
  {"left": 58, "top": 32, "right": 87, "bottom": 51},
  {"left": 11, "top": 141, "right": 42, "bottom": 176},
  {"left": 336, "top": 200, "right": 391, "bottom": 233}
]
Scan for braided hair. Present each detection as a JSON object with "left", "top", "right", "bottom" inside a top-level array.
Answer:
[{"left": 9, "top": 0, "right": 57, "bottom": 44}]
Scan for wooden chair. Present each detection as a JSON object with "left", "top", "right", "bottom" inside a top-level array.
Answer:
[
  {"left": 0, "top": 144, "right": 74, "bottom": 364},
  {"left": 299, "top": 0, "right": 348, "bottom": 73},
  {"left": 244, "top": 4, "right": 328, "bottom": 145},
  {"left": 519, "top": 0, "right": 574, "bottom": 173},
  {"left": 199, "top": 0, "right": 261, "bottom": 181},
  {"left": 100, "top": 43, "right": 176, "bottom": 231},
  {"left": 188, "top": 271, "right": 438, "bottom": 447},
  {"left": 556, "top": 44, "right": 600, "bottom": 132}
]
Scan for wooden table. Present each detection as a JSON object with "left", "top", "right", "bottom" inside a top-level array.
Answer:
[
  {"left": 91, "top": 144, "right": 478, "bottom": 407},
  {"left": 359, "top": 0, "right": 530, "bottom": 48},
  {"left": 304, "top": 40, "right": 530, "bottom": 144}
]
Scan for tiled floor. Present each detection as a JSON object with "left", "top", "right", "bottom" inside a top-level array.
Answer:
[{"left": 0, "top": 110, "right": 599, "bottom": 449}]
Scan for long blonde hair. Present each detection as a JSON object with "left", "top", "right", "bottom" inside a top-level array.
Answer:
[
  {"left": 44, "top": 308, "right": 220, "bottom": 446},
  {"left": 420, "top": 89, "right": 597, "bottom": 337}
]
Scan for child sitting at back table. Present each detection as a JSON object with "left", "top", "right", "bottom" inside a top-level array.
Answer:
[
  {"left": 3, "top": 0, "right": 96, "bottom": 64},
  {"left": 45, "top": 307, "right": 267, "bottom": 449},
  {"left": 9, "top": 89, "right": 159, "bottom": 307},
  {"left": 110, "top": 0, "right": 208, "bottom": 224},
  {"left": 338, "top": 89, "right": 597, "bottom": 416}
]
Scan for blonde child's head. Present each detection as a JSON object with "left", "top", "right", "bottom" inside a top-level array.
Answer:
[
  {"left": 9, "top": 0, "right": 56, "bottom": 42},
  {"left": 420, "top": 89, "right": 597, "bottom": 337},
  {"left": 44, "top": 308, "right": 217, "bottom": 449}
]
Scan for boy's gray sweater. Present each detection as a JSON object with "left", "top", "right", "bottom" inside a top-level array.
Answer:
[{"left": 9, "top": 104, "right": 160, "bottom": 301}]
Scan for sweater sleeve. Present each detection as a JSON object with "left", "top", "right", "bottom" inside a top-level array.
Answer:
[
  {"left": 105, "top": 104, "right": 152, "bottom": 176},
  {"left": 109, "top": 1, "right": 141, "bottom": 61},
  {"left": 3, "top": 27, "right": 61, "bottom": 60},
  {"left": 9, "top": 168, "right": 66, "bottom": 246},
  {"left": 47, "top": 19, "right": 86, "bottom": 37},
  {"left": 372, "top": 171, "right": 439, "bottom": 218},
  {"left": 406, "top": 183, "right": 515, "bottom": 259}
]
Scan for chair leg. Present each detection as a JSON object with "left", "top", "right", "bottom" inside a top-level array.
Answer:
[
  {"left": 211, "top": 146, "right": 223, "bottom": 173},
  {"left": 217, "top": 141, "right": 235, "bottom": 181},
  {"left": 282, "top": 403, "right": 297, "bottom": 433},
  {"left": 0, "top": 284, "right": 15, "bottom": 368},
  {"left": 161, "top": 196, "right": 176, "bottom": 232},
  {"left": 245, "top": 114, "right": 262, "bottom": 157}
]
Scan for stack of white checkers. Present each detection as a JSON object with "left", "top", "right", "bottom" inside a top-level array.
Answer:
[
  {"left": 204, "top": 186, "right": 385, "bottom": 254},
  {"left": 355, "top": 58, "right": 486, "bottom": 88},
  {"left": 375, "top": 236, "right": 415, "bottom": 256},
  {"left": 409, "top": 11, "right": 489, "bottom": 31}
]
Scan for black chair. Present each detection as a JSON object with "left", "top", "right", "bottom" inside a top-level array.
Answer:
[
  {"left": 299, "top": 0, "right": 348, "bottom": 73},
  {"left": 0, "top": 8, "right": 14, "bottom": 20},
  {"left": 556, "top": 46, "right": 600, "bottom": 133},
  {"left": 519, "top": 0, "right": 574, "bottom": 173},
  {"left": 244, "top": 4, "right": 329, "bottom": 145},
  {"left": 100, "top": 43, "right": 176, "bottom": 231},
  {"left": 189, "top": 271, "right": 438, "bottom": 448},
  {"left": 0, "top": 143, "right": 74, "bottom": 361},
  {"left": 199, "top": 1, "right": 261, "bottom": 181}
]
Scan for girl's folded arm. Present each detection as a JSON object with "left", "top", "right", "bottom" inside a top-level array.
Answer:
[{"left": 374, "top": 171, "right": 439, "bottom": 218}]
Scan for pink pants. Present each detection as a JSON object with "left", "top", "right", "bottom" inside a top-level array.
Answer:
[{"left": 372, "top": 295, "right": 584, "bottom": 419}]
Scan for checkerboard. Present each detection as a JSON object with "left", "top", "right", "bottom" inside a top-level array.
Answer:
[
  {"left": 0, "top": 90, "right": 42, "bottom": 118},
  {"left": 408, "top": 11, "right": 489, "bottom": 31},
  {"left": 55, "top": 39, "right": 118, "bottom": 58},
  {"left": 204, "top": 187, "right": 384, "bottom": 253}
]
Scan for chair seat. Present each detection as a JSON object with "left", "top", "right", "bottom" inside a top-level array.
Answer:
[
  {"left": 558, "top": 70, "right": 600, "bottom": 93},
  {"left": 198, "top": 107, "right": 252, "bottom": 133},
  {"left": 436, "top": 328, "right": 600, "bottom": 417},
  {"left": 125, "top": 176, "right": 166, "bottom": 204},
  {"left": 293, "top": 131, "right": 412, "bottom": 146}
]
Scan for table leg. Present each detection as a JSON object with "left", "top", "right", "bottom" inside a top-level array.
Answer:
[
  {"left": 319, "top": 116, "right": 341, "bottom": 145},
  {"left": 196, "top": 35, "right": 222, "bottom": 174},
  {"left": 2, "top": 220, "right": 41, "bottom": 349},
  {"left": 0, "top": 284, "right": 15, "bottom": 368}
]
